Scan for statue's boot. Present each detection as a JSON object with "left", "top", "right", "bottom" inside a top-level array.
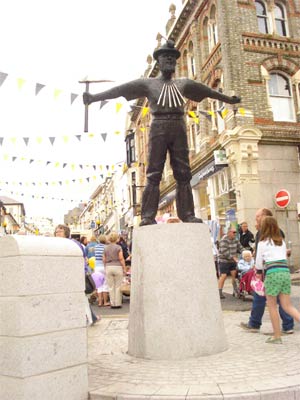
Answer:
[
  {"left": 139, "top": 184, "right": 160, "bottom": 226},
  {"left": 176, "top": 182, "right": 203, "bottom": 223}
]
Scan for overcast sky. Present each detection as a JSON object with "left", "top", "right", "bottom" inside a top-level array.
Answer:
[{"left": 0, "top": 0, "right": 183, "bottom": 223}]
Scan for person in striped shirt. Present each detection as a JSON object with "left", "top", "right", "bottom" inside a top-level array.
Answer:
[{"left": 257, "top": 216, "right": 300, "bottom": 344}]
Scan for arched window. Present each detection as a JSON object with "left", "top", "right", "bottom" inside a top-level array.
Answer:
[
  {"left": 188, "top": 41, "right": 196, "bottom": 77},
  {"left": 274, "top": 3, "right": 287, "bottom": 36},
  {"left": 208, "top": 6, "right": 218, "bottom": 53},
  {"left": 268, "top": 73, "right": 295, "bottom": 121},
  {"left": 255, "top": 1, "right": 269, "bottom": 34}
]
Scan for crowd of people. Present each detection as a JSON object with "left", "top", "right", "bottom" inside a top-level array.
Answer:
[
  {"left": 214, "top": 208, "right": 300, "bottom": 344},
  {"left": 53, "top": 225, "right": 131, "bottom": 325},
  {"left": 53, "top": 206, "right": 300, "bottom": 345}
]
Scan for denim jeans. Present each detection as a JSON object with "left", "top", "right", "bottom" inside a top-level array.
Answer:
[{"left": 249, "top": 292, "right": 294, "bottom": 330}]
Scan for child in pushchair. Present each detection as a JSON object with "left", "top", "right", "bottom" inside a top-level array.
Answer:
[{"left": 235, "top": 250, "right": 255, "bottom": 300}]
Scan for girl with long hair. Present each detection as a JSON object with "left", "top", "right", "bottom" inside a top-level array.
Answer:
[{"left": 256, "top": 216, "right": 300, "bottom": 344}]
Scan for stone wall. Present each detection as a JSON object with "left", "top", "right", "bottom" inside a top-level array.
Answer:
[{"left": 0, "top": 235, "right": 88, "bottom": 400}]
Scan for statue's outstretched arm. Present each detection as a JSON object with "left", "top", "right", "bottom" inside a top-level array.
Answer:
[
  {"left": 183, "top": 80, "right": 241, "bottom": 104},
  {"left": 83, "top": 79, "right": 147, "bottom": 105}
]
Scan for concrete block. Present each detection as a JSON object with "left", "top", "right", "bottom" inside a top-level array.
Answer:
[
  {"left": 0, "top": 364, "right": 88, "bottom": 400},
  {"left": 128, "top": 223, "right": 228, "bottom": 360},
  {"left": 0, "top": 236, "right": 84, "bottom": 296},
  {"left": 0, "top": 328, "right": 87, "bottom": 377},
  {"left": 0, "top": 292, "right": 86, "bottom": 336}
]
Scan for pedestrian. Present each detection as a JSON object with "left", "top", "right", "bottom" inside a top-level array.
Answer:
[
  {"left": 94, "top": 234, "right": 110, "bottom": 307},
  {"left": 85, "top": 236, "right": 98, "bottom": 259},
  {"left": 239, "top": 221, "right": 255, "bottom": 253},
  {"left": 117, "top": 235, "right": 131, "bottom": 268},
  {"left": 103, "top": 231, "right": 127, "bottom": 309},
  {"left": 218, "top": 226, "right": 244, "bottom": 299},
  {"left": 83, "top": 40, "right": 240, "bottom": 226},
  {"left": 240, "top": 208, "right": 294, "bottom": 334},
  {"left": 256, "top": 216, "right": 300, "bottom": 344},
  {"left": 54, "top": 224, "right": 100, "bottom": 326}
]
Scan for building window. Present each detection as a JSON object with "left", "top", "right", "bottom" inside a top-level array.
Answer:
[
  {"left": 208, "top": 5, "right": 218, "bottom": 52},
  {"left": 268, "top": 73, "right": 295, "bottom": 121},
  {"left": 126, "top": 131, "right": 136, "bottom": 166},
  {"left": 255, "top": 1, "right": 288, "bottom": 36},
  {"left": 274, "top": 3, "right": 287, "bottom": 36},
  {"left": 188, "top": 41, "right": 196, "bottom": 78},
  {"left": 256, "top": 1, "right": 269, "bottom": 34}
]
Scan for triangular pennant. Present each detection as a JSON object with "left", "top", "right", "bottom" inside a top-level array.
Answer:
[
  {"left": 10, "top": 137, "right": 17, "bottom": 145},
  {"left": 63, "top": 136, "right": 69, "bottom": 143},
  {"left": 70, "top": 93, "right": 78, "bottom": 104},
  {"left": 63, "top": 163, "right": 67, "bottom": 168},
  {"left": 142, "top": 107, "right": 149, "bottom": 118},
  {"left": 199, "top": 110, "right": 212, "bottom": 122},
  {"left": 35, "top": 83, "right": 45, "bottom": 95},
  {"left": 238, "top": 107, "right": 246, "bottom": 116},
  {"left": 101, "top": 133, "right": 107, "bottom": 142},
  {"left": 23, "top": 137, "right": 29, "bottom": 146},
  {"left": 0, "top": 72, "right": 8, "bottom": 87},
  {"left": 0, "top": 138, "right": 4, "bottom": 146},
  {"left": 54, "top": 89, "right": 62, "bottom": 99},
  {"left": 79, "top": 164, "right": 83, "bottom": 169},
  {"left": 17, "top": 78, "right": 26, "bottom": 90},
  {"left": 221, "top": 108, "right": 229, "bottom": 119},
  {"left": 93, "top": 165, "right": 96, "bottom": 170},
  {"left": 46, "top": 161, "right": 51, "bottom": 166},
  {"left": 75, "top": 135, "right": 81, "bottom": 141},
  {"left": 49, "top": 137, "right": 56, "bottom": 145},
  {"left": 12, "top": 157, "right": 17, "bottom": 162},
  {"left": 30, "top": 159, "right": 34, "bottom": 164},
  {"left": 86, "top": 177, "right": 90, "bottom": 182},
  {"left": 116, "top": 103, "right": 123, "bottom": 113},
  {"left": 114, "top": 131, "right": 121, "bottom": 135},
  {"left": 100, "top": 100, "right": 109, "bottom": 110},
  {"left": 36, "top": 137, "right": 43, "bottom": 144}
]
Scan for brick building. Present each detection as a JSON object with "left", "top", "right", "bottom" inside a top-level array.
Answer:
[{"left": 125, "top": 0, "right": 300, "bottom": 267}]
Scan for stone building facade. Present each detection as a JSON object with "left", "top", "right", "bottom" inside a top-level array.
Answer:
[{"left": 125, "top": 0, "right": 300, "bottom": 267}]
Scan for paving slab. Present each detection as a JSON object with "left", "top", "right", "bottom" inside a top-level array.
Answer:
[{"left": 88, "top": 284, "right": 300, "bottom": 400}]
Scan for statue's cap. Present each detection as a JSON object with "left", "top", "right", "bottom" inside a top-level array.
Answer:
[{"left": 153, "top": 40, "right": 181, "bottom": 61}]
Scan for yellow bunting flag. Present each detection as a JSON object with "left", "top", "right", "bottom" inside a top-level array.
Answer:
[
  {"left": 208, "top": 111, "right": 215, "bottom": 118},
  {"left": 17, "top": 78, "right": 25, "bottom": 90},
  {"left": 10, "top": 137, "right": 17, "bottom": 145},
  {"left": 70, "top": 164, "right": 75, "bottom": 171},
  {"left": 116, "top": 103, "right": 123, "bottom": 113},
  {"left": 54, "top": 89, "right": 62, "bottom": 99},
  {"left": 142, "top": 107, "right": 149, "bottom": 117},
  {"left": 140, "top": 127, "right": 146, "bottom": 132},
  {"left": 36, "top": 137, "right": 43, "bottom": 144},
  {"left": 221, "top": 108, "right": 229, "bottom": 119},
  {"left": 114, "top": 131, "right": 121, "bottom": 135},
  {"left": 63, "top": 136, "right": 69, "bottom": 143},
  {"left": 88, "top": 133, "right": 95, "bottom": 138},
  {"left": 238, "top": 108, "right": 246, "bottom": 116},
  {"left": 55, "top": 162, "right": 60, "bottom": 167}
]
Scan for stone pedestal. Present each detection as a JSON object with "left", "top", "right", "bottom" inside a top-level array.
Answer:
[
  {"left": 128, "top": 223, "right": 228, "bottom": 360},
  {"left": 0, "top": 236, "right": 88, "bottom": 400}
]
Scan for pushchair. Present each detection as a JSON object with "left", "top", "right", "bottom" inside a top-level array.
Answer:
[{"left": 235, "top": 269, "right": 255, "bottom": 301}]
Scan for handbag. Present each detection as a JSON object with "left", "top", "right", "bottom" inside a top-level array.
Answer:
[
  {"left": 120, "top": 277, "right": 131, "bottom": 296},
  {"left": 85, "top": 273, "right": 96, "bottom": 294},
  {"left": 250, "top": 272, "right": 265, "bottom": 296}
]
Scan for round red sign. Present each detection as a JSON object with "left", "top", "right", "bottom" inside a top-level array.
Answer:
[{"left": 275, "top": 189, "right": 290, "bottom": 208}]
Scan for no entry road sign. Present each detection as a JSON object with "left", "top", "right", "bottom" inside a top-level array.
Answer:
[{"left": 275, "top": 189, "right": 290, "bottom": 208}]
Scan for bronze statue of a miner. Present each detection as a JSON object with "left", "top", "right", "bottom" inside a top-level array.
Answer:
[{"left": 83, "top": 40, "right": 241, "bottom": 226}]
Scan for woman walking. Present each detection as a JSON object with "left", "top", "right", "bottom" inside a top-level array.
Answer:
[
  {"left": 256, "top": 216, "right": 300, "bottom": 344},
  {"left": 103, "top": 232, "right": 127, "bottom": 308}
]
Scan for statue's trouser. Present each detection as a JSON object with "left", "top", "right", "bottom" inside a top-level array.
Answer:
[{"left": 141, "top": 118, "right": 196, "bottom": 222}]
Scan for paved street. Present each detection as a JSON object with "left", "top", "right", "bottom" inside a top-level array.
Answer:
[{"left": 88, "top": 279, "right": 300, "bottom": 399}]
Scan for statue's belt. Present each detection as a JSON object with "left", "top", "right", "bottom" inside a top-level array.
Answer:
[{"left": 152, "top": 114, "right": 184, "bottom": 120}]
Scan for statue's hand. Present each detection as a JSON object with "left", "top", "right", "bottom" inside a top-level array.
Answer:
[
  {"left": 83, "top": 92, "right": 94, "bottom": 105},
  {"left": 230, "top": 95, "right": 241, "bottom": 104}
]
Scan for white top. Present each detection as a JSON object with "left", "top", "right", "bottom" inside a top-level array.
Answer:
[{"left": 255, "top": 239, "right": 287, "bottom": 270}]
